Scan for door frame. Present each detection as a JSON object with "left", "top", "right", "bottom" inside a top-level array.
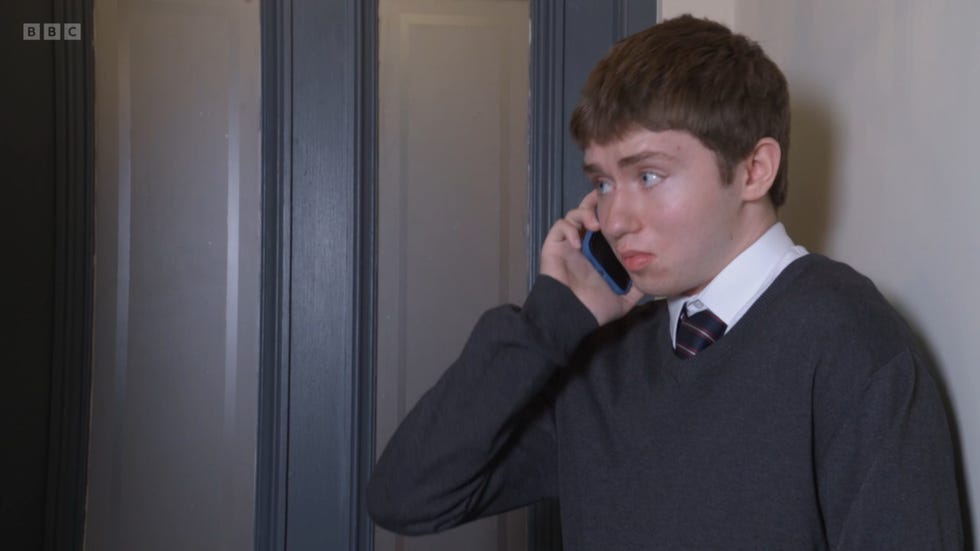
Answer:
[
  {"left": 254, "top": 1, "right": 656, "bottom": 549},
  {"left": 255, "top": 0, "right": 377, "bottom": 549},
  {"left": 47, "top": 0, "right": 96, "bottom": 549}
]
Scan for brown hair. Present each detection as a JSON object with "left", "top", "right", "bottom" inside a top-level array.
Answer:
[{"left": 570, "top": 15, "right": 791, "bottom": 207}]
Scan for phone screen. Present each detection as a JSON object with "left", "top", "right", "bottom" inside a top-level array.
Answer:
[{"left": 583, "top": 230, "right": 632, "bottom": 295}]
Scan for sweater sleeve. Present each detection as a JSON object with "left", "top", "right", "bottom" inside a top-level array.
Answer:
[
  {"left": 815, "top": 348, "right": 964, "bottom": 549},
  {"left": 367, "top": 275, "right": 598, "bottom": 535}
]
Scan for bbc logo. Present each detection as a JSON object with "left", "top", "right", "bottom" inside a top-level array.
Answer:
[{"left": 23, "top": 23, "right": 81, "bottom": 41}]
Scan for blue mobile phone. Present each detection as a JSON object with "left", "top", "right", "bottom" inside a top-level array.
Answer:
[{"left": 582, "top": 230, "right": 632, "bottom": 295}]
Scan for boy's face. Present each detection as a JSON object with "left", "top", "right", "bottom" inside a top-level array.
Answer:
[{"left": 584, "top": 128, "right": 749, "bottom": 298}]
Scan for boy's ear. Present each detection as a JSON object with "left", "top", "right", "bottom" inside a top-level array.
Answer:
[{"left": 740, "top": 137, "right": 780, "bottom": 202}]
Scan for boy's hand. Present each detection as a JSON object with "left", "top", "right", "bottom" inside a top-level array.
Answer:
[{"left": 540, "top": 191, "right": 645, "bottom": 325}]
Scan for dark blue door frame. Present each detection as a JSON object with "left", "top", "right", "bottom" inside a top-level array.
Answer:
[
  {"left": 255, "top": 0, "right": 377, "bottom": 549},
  {"left": 254, "top": 1, "right": 655, "bottom": 549}
]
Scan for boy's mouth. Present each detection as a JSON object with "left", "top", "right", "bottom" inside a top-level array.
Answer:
[{"left": 619, "top": 250, "right": 654, "bottom": 271}]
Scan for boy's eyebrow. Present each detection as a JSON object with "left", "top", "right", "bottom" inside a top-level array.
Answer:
[
  {"left": 619, "top": 150, "right": 677, "bottom": 168},
  {"left": 582, "top": 163, "right": 603, "bottom": 176},
  {"left": 582, "top": 150, "right": 677, "bottom": 174}
]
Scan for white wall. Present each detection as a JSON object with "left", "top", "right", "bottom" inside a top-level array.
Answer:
[{"left": 664, "top": 0, "right": 979, "bottom": 541}]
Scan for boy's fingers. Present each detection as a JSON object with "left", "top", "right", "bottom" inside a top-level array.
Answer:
[
  {"left": 584, "top": 210, "right": 601, "bottom": 232},
  {"left": 567, "top": 209, "right": 600, "bottom": 233},
  {"left": 565, "top": 209, "right": 600, "bottom": 231},
  {"left": 546, "top": 219, "right": 582, "bottom": 249},
  {"left": 579, "top": 190, "right": 599, "bottom": 212},
  {"left": 567, "top": 192, "right": 601, "bottom": 232}
]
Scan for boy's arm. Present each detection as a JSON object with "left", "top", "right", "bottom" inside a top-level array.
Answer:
[
  {"left": 369, "top": 191, "right": 642, "bottom": 534},
  {"left": 367, "top": 275, "right": 598, "bottom": 535},
  {"left": 816, "top": 349, "right": 964, "bottom": 549}
]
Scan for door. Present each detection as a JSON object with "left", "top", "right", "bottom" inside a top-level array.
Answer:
[{"left": 375, "top": 1, "right": 530, "bottom": 550}]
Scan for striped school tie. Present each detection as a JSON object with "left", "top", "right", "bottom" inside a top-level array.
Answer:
[{"left": 674, "top": 303, "right": 727, "bottom": 359}]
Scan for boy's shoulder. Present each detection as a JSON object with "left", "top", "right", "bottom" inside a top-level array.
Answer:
[
  {"left": 769, "top": 253, "right": 919, "bottom": 365},
  {"left": 778, "top": 254, "right": 901, "bottom": 321}
]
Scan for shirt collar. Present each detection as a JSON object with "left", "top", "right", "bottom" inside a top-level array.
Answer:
[{"left": 667, "top": 222, "right": 797, "bottom": 341}]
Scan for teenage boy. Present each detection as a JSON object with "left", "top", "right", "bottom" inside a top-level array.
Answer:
[{"left": 368, "top": 15, "right": 963, "bottom": 549}]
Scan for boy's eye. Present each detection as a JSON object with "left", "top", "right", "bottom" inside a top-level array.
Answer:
[
  {"left": 641, "top": 172, "right": 662, "bottom": 187},
  {"left": 595, "top": 180, "right": 613, "bottom": 194}
]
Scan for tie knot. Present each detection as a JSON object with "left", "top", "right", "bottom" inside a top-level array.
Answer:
[{"left": 675, "top": 305, "right": 727, "bottom": 359}]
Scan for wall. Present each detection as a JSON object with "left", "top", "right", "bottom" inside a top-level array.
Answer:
[
  {"left": 660, "top": 0, "right": 733, "bottom": 28},
  {"left": 86, "top": 0, "right": 261, "bottom": 548},
  {"left": 664, "top": 0, "right": 979, "bottom": 541}
]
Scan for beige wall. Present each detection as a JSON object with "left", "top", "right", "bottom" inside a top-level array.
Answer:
[
  {"left": 88, "top": 0, "right": 261, "bottom": 548},
  {"left": 664, "top": 0, "right": 979, "bottom": 540},
  {"left": 660, "top": 0, "right": 734, "bottom": 28}
]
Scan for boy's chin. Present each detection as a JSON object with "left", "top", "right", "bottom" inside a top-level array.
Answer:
[{"left": 631, "top": 277, "right": 693, "bottom": 300}]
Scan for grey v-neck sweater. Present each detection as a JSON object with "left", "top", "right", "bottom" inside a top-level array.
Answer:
[{"left": 368, "top": 254, "right": 963, "bottom": 549}]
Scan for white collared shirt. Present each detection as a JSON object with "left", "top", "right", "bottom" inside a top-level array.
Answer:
[{"left": 667, "top": 222, "right": 808, "bottom": 346}]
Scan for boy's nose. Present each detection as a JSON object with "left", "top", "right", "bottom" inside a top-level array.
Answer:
[{"left": 601, "top": 188, "right": 640, "bottom": 240}]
